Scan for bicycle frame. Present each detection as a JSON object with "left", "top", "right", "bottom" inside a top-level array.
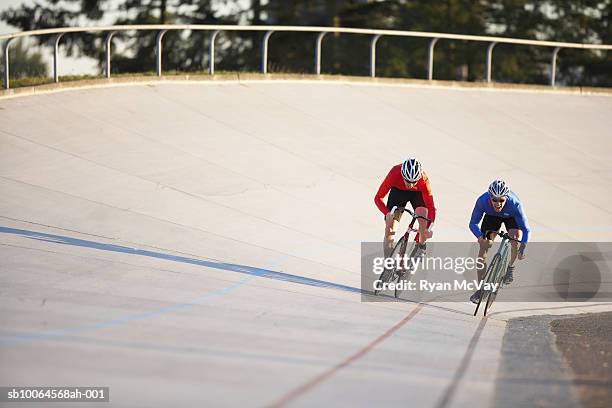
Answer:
[
  {"left": 488, "top": 236, "right": 511, "bottom": 288},
  {"left": 474, "top": 230, "right": 520, "bottom": 316},
  {"left": 396, "top": 206, "right": 431, "bottom": 244},
  {"left": 373, "top": 207, "right": 432, "bottom": 298}
]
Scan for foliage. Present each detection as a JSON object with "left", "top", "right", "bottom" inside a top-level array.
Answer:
[
  {"left": 1, "top": 1, "right": 610, "bottom": 86},
  {"left": 1, "top": 39, "right": 48, "bottom": 80}
]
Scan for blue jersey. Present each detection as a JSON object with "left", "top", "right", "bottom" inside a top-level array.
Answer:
[{"left": 469, "top": 191, "right": 531, "bottom": 243}]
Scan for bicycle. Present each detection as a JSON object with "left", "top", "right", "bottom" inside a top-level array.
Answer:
[
  {"left": 473, "top": 230, "right": 521, "bottom": 316},
  {"left": 374, "top": 207, "right": 432, "bottom": 299}
]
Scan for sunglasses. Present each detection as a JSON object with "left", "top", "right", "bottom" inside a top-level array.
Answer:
[{"left": 491, "top": 197, "right": 507, "bottom": 203}]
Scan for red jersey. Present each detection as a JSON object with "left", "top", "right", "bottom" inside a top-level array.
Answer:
[{"left": 374, "top": 164, "right": 437, "bottom": 222}]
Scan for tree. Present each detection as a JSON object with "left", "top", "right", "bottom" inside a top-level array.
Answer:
[
  {"left": 539, "top": 0, "right": 612, "bottom": 86},
  {"left": 1, "top": 0, "right": 610, "bottom": 85},
  {"left": 482, "top": 0, "right": 551, "bottom": 84},
  {"left": 1, "top": 39, "right": 48, "bottom": 79},
  {"left": 1, "top": 1, "right": 241, "bottom": 74}
]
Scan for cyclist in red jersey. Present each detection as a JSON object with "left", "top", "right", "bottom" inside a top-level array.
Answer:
[{"left": 374, "top": 158, "right": 436, "bottom": 257}]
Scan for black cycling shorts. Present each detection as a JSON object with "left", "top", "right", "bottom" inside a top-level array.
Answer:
[
  {"left": 481, "top": 214, "right": 519, "bottom": 239},
  {"left": 386, "top": 187, "right": 426, "bottom": 214}
]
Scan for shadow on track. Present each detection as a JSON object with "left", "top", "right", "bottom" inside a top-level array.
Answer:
[
  {"left": 0, "top": 226, "right": 473, "bottom": 318},
  {"left": 434, "top": 317, "right": 489, "bottom": 408},
  {"left": 1, "top": 225, "right": 363, "bottom": 294}
]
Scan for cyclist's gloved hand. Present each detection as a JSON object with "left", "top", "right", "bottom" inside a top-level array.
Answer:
[
  {"left": 426, "top": 224, "right": 434, "bottom": 239},
  {"left": 478, "top": 236, "right": 492, "bottom": 248}
]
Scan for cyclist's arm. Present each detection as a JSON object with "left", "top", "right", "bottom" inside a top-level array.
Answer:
[
  {"left": 514, "top": 203, "right": 531, "bottom": 245},
  {"left": 469, "top": 198, "right": 485, "bottom": 239},
  {"left": 420, "top": 172, "right": 436, "bottom": 223},
  {"left": 423, "top": 194, "right": 436, "bottom": 224},
  {"left": 374, "top": 171, "right": 393, "bottom": 215}
]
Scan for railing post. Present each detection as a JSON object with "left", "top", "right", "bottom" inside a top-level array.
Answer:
[
  {"left": 370, "top": 34, "right": 381, "bottom": 78},
  {"left": 3, "top": 38, "right": 14, "bottom": 89},
  {"left": 156, "top": 29, "right": 168, "bottom": 77},
  {"left": 315, "top": 32, "right": 327, "bottom": 75},
  {"left": 486, "top": 42, "right": 497, "bottom": 83},
  {"left": 53, "top": 33, "right": 65, "bottom": 83},
  {"left": 551, "top": 47, "right": 561, "bottom": 86},
  {"left": 105, "top": 31, "right": 116, "bottom": 78},
  {"left": 209, "top": 30, "right": 220, "bottom": 75},
  {"left": 428, "top": 38, "right": 439, "bottom": 80},
  {"left": 261, "top": 30, "right": 274, "bottom": 74}
]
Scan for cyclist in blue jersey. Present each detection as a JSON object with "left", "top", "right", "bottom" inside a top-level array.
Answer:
[{"left": 468, "top": 180, "right": 531, "bottom": 304}]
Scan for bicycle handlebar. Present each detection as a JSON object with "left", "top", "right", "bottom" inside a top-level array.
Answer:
[
  {"left": 394, "top": 206, "right": 433, "bottom": 223},
  {"left": 485, "top": 230, "right": 522, "bottom": 243}
]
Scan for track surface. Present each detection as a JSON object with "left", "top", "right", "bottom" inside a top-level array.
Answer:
[{"left": 1, "top": 81, "right": 612, "bottom": 407}]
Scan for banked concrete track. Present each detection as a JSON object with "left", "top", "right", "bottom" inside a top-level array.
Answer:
[{"left": 1, "top": 79, "right": 612, "bottom": 407}]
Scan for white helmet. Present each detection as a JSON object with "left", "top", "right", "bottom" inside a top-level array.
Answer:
[
  {"left": 488, "top": 179, "right": 509, "bottom": 198},
  {"left": 401, "top": 158, "right": 423, "bottom": 182}
]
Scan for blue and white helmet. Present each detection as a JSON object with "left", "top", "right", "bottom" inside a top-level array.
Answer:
[
  {"left": 488, "top": 179, "right": 509, "bottom": 198},
  {"left": 401, "top": 158, "right": 423, "bottom": 182}
]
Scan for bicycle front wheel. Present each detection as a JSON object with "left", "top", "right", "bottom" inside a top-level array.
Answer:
[
  {"left": 374, "top": 236, "right": 408, "bottom": 296},
  {"left": 374, "top": 237, "right": 405, "bottom": 295},
  {"left": 484, "top": 248, "right": 510, "bottom": 316},
  {"left": 474, "top": 253, "right": 501, "bottom": 316},
  {"left": 374, "top": 267, "right": 396, "bottom": 295}
]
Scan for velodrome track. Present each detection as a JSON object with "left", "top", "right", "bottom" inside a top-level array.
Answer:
[{"left": 1, "top": 78, "right": 611, "bottom": 407}]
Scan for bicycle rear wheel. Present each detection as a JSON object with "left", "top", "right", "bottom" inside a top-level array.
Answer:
[{"left": 395, "top": 241, "right": 417, "bottom": 299}]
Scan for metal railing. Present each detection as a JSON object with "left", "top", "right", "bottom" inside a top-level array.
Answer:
[{"left": 1, "top": 24, "right": 611, "bottom": 90}]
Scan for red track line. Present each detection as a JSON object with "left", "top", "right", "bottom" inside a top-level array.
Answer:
[{"left": 269, "top": 303, "right": 424, "bottom": 407}]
